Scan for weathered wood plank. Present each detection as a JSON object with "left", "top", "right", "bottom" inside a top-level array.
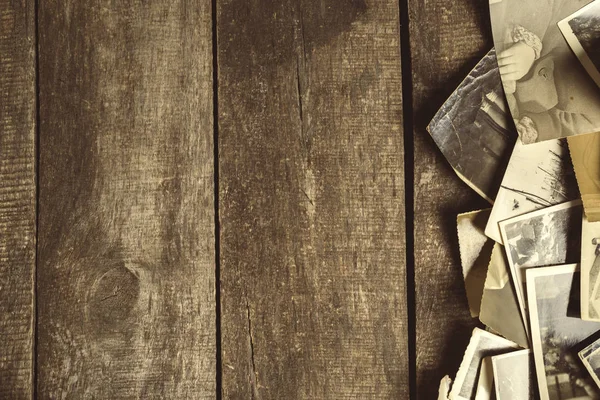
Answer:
[
  {"left": 218, "top": 0, "right": 408, "bottom": 398},
  {"left": 37, "top": 1, "right": 215, "bottom": 397},
  {"left": 408, "top": 0, "right": 492, "bottom": 398},
  {"left": 0, "top": 0, "right": 36, "bottom": 398}
]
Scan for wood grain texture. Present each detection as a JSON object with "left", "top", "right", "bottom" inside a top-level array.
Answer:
[
  {"left": 408, "top": 0, "right": 493, "bottom": 398},
  {"left": 0, "top": 0, "right": 36, "bottom": 398},
  {"left": 37, "top": 1, "right": 215, "bottom": 398},
  {"left": 217, "top": 0, "right": 408, "bottom": 398}
]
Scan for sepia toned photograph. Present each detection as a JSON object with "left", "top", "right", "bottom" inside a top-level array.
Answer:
[
  {"left": 500, "top": 200, "right": 583, "bottom": 325},
  {"left": 450, "top": 327, "right": 519, "bottom": 400},
  {"left": 427, "top": 49, "right": 517, "bottom": 203},
  {"left": 568, "top": 132, "right": 600, "bottom": 222},
  {"left": 457, "top": 209, "right": 494, "bottom": 317},
  {"left": 580, "top": 339, "right": 600, "bottom": 390},
  {"left": 581, "top": 215, "right": 600, "bottom": 321},
  {"left": 485, "top": 139, "right": 578, "bottom": 244},
  {"left": 559, "top": 0, "right": 600, "bottom": 88},
  {"left": 527, "top": 264, "right": 600, "bottom": 400},
  {"left": 474, "top": 356, "right": 494, "bottom": 399},
  {"left": 489, "top": 0, "right": 600, "bottom": 143},
  {"left": 480, "top": 242, "right": 529, "bottom": 348},
  {"left": 492, "top": 349, "right": 536, "bottom": 399}
]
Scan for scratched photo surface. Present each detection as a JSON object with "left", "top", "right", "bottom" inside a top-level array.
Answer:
[
  {"left": 427, "top": 49, "right": 517, "bottom": 203},
  {"left": 492, "top": 350, "right": 535, "bottom": 400},
  {"left": 568, "top": 132, "right": 600, "bottom": 222},
  {"left": 485, "top": 139, "right": 578, "bottom": 243},
  {"left": 581, "top": 215, "right": 600, "bottom": 321},
  {"left": 449, "top": 328, "right": 519, "bottom": 400},
  {"left": 528, "top": 265, "right": 600, "bottom": 400},
  {"left": 500, "top": 201, "right": 583, "bottom": 325},
  {"left": 559, "top": 0, "right": 600, "bottom": 88},
  {"left": 490, "top": 0, "right": 600, "bottom": 143}
]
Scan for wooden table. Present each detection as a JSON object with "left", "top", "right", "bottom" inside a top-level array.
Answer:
[{"left": 1, "top": 0, "right": 491, "bottom": 398}]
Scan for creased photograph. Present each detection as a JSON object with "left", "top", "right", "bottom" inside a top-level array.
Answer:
[
  {"left": 492, "top": 349, "right": 536, "bottom": 399},
  {"left": 527, "top": 264, "right": 600, "bottom": 400},
  {"left": 489, "top": 0, "right": 600, "bottom": 143},
  {"left": 485, "top": 139, "right": 578, "bottom": 244},
  {"left": 568, "top": 132, "right": 600, "bottom": 222},
  {"left": 582, "top": 214, "right": 600, "bottom": 321},
  {"left": 450, "top": 327, "right": 520, "bottom": 400},
  {"left": 458, "top": 209, "right": 495, "bottom": 317},
  {"left": 427, "top": 49, "right": 517, "bottom": 202},
  {"left": 480, "top": 242, "right": 529, "bottom": 348},
  {"left": 558, "top": 0, "right": 600, "bottom": 88},
  {"left": 500, "top": 200, "right": 583, "bottom": 329},
  {"left": 580, "top": 339, "right": 600, "bottom": 390}
]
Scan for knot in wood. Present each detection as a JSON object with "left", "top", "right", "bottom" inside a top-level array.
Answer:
[{"left": 87, "top": 263, "right": 141, "bottom": 332}]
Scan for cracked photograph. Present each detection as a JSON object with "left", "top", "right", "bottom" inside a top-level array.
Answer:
[{"left": 427, "top": 49, "right": 517, "bottom": 203}]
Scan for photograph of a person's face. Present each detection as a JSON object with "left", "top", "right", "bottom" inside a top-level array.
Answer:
[{"left": 490, "top": 0, "right": 600, "bottom": 143}]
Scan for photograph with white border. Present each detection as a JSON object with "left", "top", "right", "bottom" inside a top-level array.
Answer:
[
  {"left": 485, "top": 138, "right": 578, "bottom": 244},
  {"left": 527, "top": 264, "right": 600, "bottom": 399},
  {"left": 449, "top": 327, "right": 519, "bottom": 400},
  {"left": 500, "top": 200, "right": 582, "bottom": 329}
]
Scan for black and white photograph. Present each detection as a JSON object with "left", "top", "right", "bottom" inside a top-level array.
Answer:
[
  {"left": 500, "top": 200, "right": 583, "bottom": 325},
  {"left": 489, "top": 0, "right": 600, "bottom": 143},
  {"left": 527, "top": 264, "right": 600, "bottom": 400},
  {"left": 580, "top": 339, "right": 600, "bottom": 390},
  {"left": 449, "top": 327, "right": 519, "bottom": 400},
  {"left": 582, "top": 215, "right": 600, "bottom": 321},
  {"left": 457, "top": 209, "right": 494, "bottom": 318},
  {"left": 492, "top": 349, "right": 536, "bottom": 399},
  {"left": 559, "top": 0, "right": 600, "bottom": 88},
  {"left": 479, "top": 243, "right": 529, "bottom": 348},
  {"left": 427, "top": 49, "right": 517, "bottom": 203},
  {"left": 484, "top": 139, "right": 578, "bottom": 244}
]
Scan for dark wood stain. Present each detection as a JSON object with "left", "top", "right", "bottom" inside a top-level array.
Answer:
[
  {"left": 0, "top": 0, "right": 507, "bottom": 397},
  {"left": 36, "top": 0, "right": 215, "bottom": 397},
  {"left": 0, "top": 0, "right": 36, "bottom": 398},
  {"left": 218, "top": 0, "right": 408, "bottom": 398},
  {"left": 408, "top": 0, "right": 494, "bottom": 398}
]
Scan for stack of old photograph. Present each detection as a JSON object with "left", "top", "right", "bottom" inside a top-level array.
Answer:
[{"left": 431, "top": 1, "right": 600, "bottom": 399}]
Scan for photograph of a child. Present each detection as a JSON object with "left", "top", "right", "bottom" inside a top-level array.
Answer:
[{"left": 490, "top": 0, "right": 600, "bottom": 143}]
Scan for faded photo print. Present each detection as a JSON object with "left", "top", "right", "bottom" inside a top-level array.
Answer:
[
  {"left": 559, "top": 0, "right": 600, "bottom": 87},
  {"left": 427, "top": 50, "right": 517, "bottom": 202},
  {"left": 490, "top": 0, "right": 600, "bottom": 143},
  {"left": 528, "top": 265, "right": 600, "bottom": 399}
]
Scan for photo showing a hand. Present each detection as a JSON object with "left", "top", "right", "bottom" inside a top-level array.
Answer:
[{"left": 498, "top": 41, "right": 536, "bottom": 82}]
